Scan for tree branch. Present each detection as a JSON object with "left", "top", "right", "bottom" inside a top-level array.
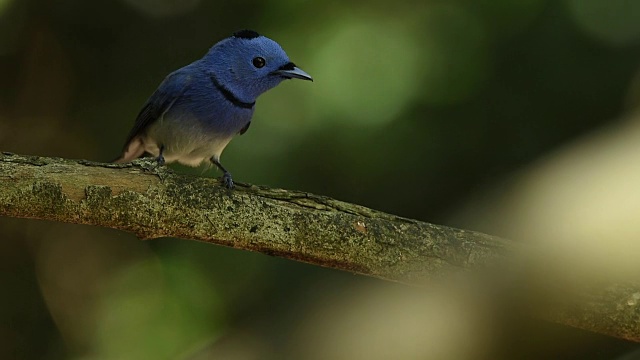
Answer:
[{"left": 1, "top": 152, "right": 639, "bottom": 342}]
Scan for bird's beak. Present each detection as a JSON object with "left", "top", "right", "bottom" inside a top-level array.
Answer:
[{"left": 272, "top": 63, "right": 313, "bottom": 81}]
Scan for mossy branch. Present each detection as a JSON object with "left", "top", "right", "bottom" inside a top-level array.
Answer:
[{"left": 1, "top": 152, "right": 639, "bottom": 342}]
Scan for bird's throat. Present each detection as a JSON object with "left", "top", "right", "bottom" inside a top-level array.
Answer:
[{"left": 209, "top": 74, "right": 255, "bottom": 109}]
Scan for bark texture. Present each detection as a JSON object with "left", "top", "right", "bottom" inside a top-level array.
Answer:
[{"left": 0, "top": 152, "right": 638, "bottom": 342}]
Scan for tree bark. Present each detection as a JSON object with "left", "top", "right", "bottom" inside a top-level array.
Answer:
[{"left": 1, "top": 152, "right": 639, "bottom": 342}]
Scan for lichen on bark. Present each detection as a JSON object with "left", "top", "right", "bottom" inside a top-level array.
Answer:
[{"left": 1, "top": 152, "right": 639, "bottom": 342}]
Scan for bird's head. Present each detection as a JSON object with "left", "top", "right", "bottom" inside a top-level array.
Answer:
[{"left": 204, "top": 30, "right": 312, "bottom": 103}]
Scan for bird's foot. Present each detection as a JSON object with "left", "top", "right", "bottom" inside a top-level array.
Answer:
[
  {"left": 155, "top": 155, "right": 165, "bottom": 166},
  {"left": 221, "top": 172, "right": 234, "bottom": 189}
]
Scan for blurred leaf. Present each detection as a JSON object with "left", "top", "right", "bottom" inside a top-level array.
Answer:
[
  {"left": 417, "top": 3, "right": 490, "bottom": 105},
  {"left": 567, "top": 0, "right": 640, "bottom": 46},
  {"left": 306, "top": 16, "right": 422, "bottom": 125},
  {"left": 93, "top": 257, "right": 223, "bottom": 360}
]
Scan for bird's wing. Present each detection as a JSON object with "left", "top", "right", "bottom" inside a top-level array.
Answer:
[
  {"left": 115, "top": 71, "right": 191, "bottom": 162},
  {"left": 125, "top": 71, "right": 191, "bottom": 146}
]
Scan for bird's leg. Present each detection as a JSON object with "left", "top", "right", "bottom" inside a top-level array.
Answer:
[
  {"left": 156, "top": 145, "right": 166, "bottom": 166},
  {"left": 210, "top": 157, "right": 234, "bottom": 189}
]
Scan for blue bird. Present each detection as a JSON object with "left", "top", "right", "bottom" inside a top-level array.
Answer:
[{"left": 115, "top": 30, "right": 312, "bottom": 188}]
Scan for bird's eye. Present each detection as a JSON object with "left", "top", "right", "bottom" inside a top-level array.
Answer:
[{"left": 252, "top": 57, "right": 266, "bottom": 68}]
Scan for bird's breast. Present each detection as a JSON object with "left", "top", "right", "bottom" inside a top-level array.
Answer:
[
  {"left": 141, "top": 94, "right": 253, "bottom": 166},
  {"left": 177, "top": 86, "right": 255, "bottom": 137}
]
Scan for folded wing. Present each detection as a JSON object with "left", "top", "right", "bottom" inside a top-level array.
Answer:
[{"left": 115, "top": 71, "right": 191, "bottom": 163}]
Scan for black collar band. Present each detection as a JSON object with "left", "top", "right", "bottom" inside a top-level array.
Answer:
[{"left": 210, "top": 74, "right": 255, "bottom": 109}]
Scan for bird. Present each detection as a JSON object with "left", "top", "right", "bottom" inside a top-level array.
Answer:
[{"left": 114, "top": 29, "right": 312, "bottom": 189}]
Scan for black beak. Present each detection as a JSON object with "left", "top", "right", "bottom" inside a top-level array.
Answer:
[{"left": 271, "top": 62, "right": 313, "bottom": 81}]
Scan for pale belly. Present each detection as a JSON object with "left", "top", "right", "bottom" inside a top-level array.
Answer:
[{"left": 141, "top": 116, "right": 237, "bottom": 167}]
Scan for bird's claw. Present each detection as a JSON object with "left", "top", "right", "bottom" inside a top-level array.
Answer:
[
  {"left": 221, "top": 172, "right": 234, "bottom": 189},
  {"left": 155, "top": 155, "right": 165, "bottom": 166}
]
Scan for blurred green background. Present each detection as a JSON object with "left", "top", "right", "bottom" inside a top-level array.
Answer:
[{"left": 2, "top": 0, "right": 640, "bottom": 359}]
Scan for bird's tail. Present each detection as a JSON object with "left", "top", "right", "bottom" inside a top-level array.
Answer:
[{"left": 112, "top": 138, "right": 146, "bottom": 163}]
